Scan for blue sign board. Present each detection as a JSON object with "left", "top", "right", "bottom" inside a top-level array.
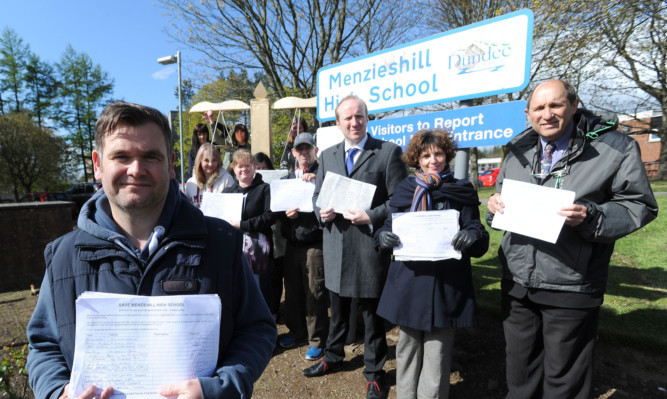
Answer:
[
  {"left": 367, "top": 101, "right": 527, "bottom": 149},
  {"left": 317, "top": 10, "right": 533, "bottom": 121}
]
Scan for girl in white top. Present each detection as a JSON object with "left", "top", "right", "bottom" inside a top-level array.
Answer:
[{"left": 184, "top": 142, "right": 235, "bottom": 207}]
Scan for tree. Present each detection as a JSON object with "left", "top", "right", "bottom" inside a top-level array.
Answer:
[
  {"left": 24, "top": 53, "right": 59, "bottom": 128},
  {"left": 57, "top": 45, "right": 114, "bottom": 182},
  {"left": 586, "top": 0, "right": 667, "bottom": 179},
  {"left": 159, "top": 0, "right": 421, "bottom": 98},
  {"left": 0, "top": 112, "right": 70, "bottom": 200},
  {"left": 0, "top": 28, "right": 30, "bottom": 114}
]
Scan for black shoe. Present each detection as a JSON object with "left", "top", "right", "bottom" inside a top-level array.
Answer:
[
  {"left": 302, "top": 359, "right": 339, "bottom": 378},
  {"left": 366, "top": 380, "right": 385, "bottom": 399}
]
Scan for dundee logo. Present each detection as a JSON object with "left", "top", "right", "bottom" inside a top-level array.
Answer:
[{"left": 448, "top": 41, "right": 511, "bottom": 75}]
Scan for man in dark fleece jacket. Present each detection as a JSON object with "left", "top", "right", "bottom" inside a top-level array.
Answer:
[
  {"left": 26, "top": 101, "right": 276, "bottom": 399},
  {"left": 487, "top": 80, "right": 658, "bottom": 398}
]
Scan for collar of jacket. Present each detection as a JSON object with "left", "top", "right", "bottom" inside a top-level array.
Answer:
[
  {"left": 74, "top": 194, "right": 208, "bottom": 263},
  {"left": 506, "top": 108, "right": 617, "bottom": 169},
  {"left": 232, "top": 173, "right": 265, "bottom": 192}
]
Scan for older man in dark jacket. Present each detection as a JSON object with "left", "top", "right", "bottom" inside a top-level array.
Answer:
[
  {"left": 487, "top": 80, "right": 658, "bottom": 398},
  {"left": 279, "top": 133, "right": 329, "bottom": 362}
]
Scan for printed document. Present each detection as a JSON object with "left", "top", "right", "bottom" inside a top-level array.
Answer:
[
  {"left": 315, "top": 172, "right": 376, "bottom": 215},
  {"left": 200, "top": 192, "right": 244, "bottom": 222},
  {"left": 270, "top": 179, "right": 315, "bottom": 212},
  {"left": 69, "top": 292, "right": 221, "bottom": 399},
  {"left": 392, "top": 210, "right": 461, "bottom": 261},
  {"left": 491, "top": 178, "right": 575, "bottom": 243}
]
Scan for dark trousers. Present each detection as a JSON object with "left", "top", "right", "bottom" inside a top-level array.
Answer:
[
  {"left": 502, "top": 292, "right": 599, "bottom": 399},
  {"left": 324, "top": 291, "right": 387, "bottom": 382},
  {"left": 270, "top": 256, "right": 284, "bottom": 316},
  {"left": 283, "top": 242, "right": 329, "bottom": 347}
]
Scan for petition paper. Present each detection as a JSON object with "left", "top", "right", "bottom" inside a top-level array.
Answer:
[
  {"left": 69, "top": 293, "right": 221, "bottom": 399},
  {"left": 315, "top": 172, "right": 376, "bottom": 215},
  {"left": 392, "top": 210, "right": 461, "bottom": 261},
  {"left": 200, "top": 192, "right": 244, "bottom": 222},
  {"left": 491, "top": 178, "right": 575, "bottom": 243},
  {"left": 270, "top": 179, "right": 315, "bottom": 212}
]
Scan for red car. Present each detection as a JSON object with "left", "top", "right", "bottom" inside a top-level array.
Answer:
[{"left": 478, "top": 168, "right": 500, "bottom": 187}]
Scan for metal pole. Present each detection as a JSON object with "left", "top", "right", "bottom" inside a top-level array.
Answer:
[
  {"left": 177, "top": 51, "right": 184, "bottom": 184},
  {"left": 454, "top": 99, "right": 473, "bottom": 180}
]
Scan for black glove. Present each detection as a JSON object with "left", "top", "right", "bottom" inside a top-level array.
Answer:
[
  {"left": 378, "top": 231, "right": 401, "bottom": 249},
  {"left": 451, "top": 230, "right": 478, "bottom": 252}
]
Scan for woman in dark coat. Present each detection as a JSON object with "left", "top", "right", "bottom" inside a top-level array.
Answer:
[
  {"left": 376, "top": 129, "right": 489, "bottom": 399},
  {"left": 223, "top": 149, "right": 275, "bottom": 307}
]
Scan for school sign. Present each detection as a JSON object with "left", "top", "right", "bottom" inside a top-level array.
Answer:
[
  {"left": 317, "top": 10, "right": 533, "bottom": 121},
  {"left": 367, "top": 101, "right": 527, "bottom": 149}
]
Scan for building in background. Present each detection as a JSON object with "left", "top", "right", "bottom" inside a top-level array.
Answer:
[{"left": 618, "top": 110, "right": 662, "bottom": 180}]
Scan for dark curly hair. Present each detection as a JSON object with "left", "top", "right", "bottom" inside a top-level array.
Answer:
[{"left": 402, "top": 129, "right": 457, "bottom": 170}]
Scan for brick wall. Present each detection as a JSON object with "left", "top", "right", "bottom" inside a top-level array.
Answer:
[
  {"left": 620, "top": 115, "right": 662, "bottom": 179},
  {"left": 0, "top": 202, "right": 74, "bottom": 293},
  {"left": 632, "top": 134, "right": 661, "bottom": 162}
]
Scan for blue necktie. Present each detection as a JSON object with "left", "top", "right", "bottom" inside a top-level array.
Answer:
[
  {"left": 541, "top": 142, "right": 555, "bottom": 176},
  {"left": 346, "top": 148, "right": 359, "bottom": 175}
]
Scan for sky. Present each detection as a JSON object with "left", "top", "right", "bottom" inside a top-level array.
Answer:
[{"left": 0, "top": 0, "right": 198, "bottom": 117}]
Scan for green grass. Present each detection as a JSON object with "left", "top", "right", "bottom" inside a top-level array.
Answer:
[
  {"left": 471, "top": 190, "right": 667, "bottom": 352},
  {"left": 650, "top": 179, "right": 667, "bottom": 193},
  {"left": 477, "top": 185, "right": 496, "bottom": 199}
]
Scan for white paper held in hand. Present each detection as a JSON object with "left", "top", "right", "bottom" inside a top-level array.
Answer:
[
  {"left": 315, "top": 172, "right": 376, "bottom": 216},
  {"left": 69, "top": 292, "right": 221, "bottom": 399},
  {"left": 491, "top": 179, "right": 575, "bottom": 243}
]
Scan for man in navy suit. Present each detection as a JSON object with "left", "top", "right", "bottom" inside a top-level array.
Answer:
[{"left": 303, "top": 95, "right": 407, "bottom": 399}]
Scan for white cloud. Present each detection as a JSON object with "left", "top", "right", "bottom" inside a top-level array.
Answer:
[{"left": 152, "top": 67, "right": 176, "bottom": 80}]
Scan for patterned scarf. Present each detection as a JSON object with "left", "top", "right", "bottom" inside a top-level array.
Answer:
[{"left": 411, "top": 169, "right": 452, "bottom": 212}]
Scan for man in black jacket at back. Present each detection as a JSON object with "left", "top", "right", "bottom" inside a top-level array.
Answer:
[{"left": 279, "top": 132, "right": 330, "bottom": 362}]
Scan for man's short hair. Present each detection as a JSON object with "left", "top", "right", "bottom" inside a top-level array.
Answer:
[
  {"left": 95, "top": 101, "right": 172, "bottom": 153},
  {"left": 526, "top": 80, "right": 578, "bottom": 109},
  {"left": 334, "top": 94, "right": 368, "bottom": 121}
]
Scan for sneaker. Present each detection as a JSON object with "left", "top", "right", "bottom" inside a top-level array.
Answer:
[
  {"left": 304, "top": 346, "right": 323, "bottom": 360},
  {"left": 366, "top": 380, "right": 385, "bottom": 399},
  {"left": 279, "top": 336, "right": 296, "bottom": 348}
]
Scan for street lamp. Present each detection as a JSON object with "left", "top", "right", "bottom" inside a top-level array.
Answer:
[{"left": 157, "top": 51, "right": 184, "bottom": 185}]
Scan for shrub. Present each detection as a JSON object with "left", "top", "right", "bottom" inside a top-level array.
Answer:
[{"left": 0, "top": 343, "right": 28, "bottom": 399}]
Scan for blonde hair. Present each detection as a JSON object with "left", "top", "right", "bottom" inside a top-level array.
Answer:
[
  {"left": 194, "top": 143, "right": 222, "bottom": 187},
  {"left": 231, "top": 148, "right": 255, "bottom": 168}
]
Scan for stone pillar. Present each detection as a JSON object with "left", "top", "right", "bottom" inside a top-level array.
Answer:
[{"left": 250, "top": 82, "right": 272, "bottom": 157}]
